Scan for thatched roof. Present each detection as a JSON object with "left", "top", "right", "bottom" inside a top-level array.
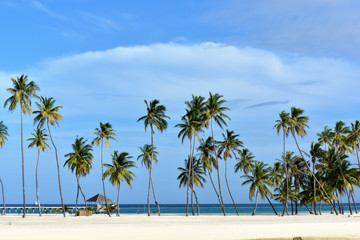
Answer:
[{"left": 86, "top": 194, "right": 114, "bottom": 203}]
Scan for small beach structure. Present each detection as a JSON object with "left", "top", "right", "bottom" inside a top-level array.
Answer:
[{"left": 86, "top": 194, "right": 115, "bottom": 212}]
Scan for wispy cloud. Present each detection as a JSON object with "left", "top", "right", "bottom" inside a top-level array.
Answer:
[
  {"left": 81, "top": 12, "right": 121, "bottom": 31},
  {"left": 30, "top": 0, "right": 67, "bottom": 20},
  {"left": 246, "top": 100, "right": 290, "bottom": 109}
]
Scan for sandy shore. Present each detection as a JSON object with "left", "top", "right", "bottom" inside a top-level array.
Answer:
[{"left": 0, "top": 214, "right": 359, "bottom": 240}]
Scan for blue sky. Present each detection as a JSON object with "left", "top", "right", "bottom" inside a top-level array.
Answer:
[{"left": 0, "top": 0, "right": 360, "bottom": 205}]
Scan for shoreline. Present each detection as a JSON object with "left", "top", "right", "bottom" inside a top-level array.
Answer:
[{"left": 1, "top": 214, "right": 360, "bottom": 239}]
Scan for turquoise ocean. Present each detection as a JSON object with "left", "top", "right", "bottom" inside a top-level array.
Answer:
[{"left": 0, "top": 203, "right": 357, "bottom": 215}]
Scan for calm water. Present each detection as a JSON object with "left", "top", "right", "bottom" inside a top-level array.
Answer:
[{"left": 0, "top": 203, "right": 358, "bottom": 215}]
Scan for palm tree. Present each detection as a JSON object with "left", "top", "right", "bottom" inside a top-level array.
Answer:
[
  {"left": 218, "top": 129, "right": 243, "bottom": 215},
  {"left": 332, "top": 121, "right": 353, "bottom": 214},
  {"left": 64, "top": 137, "right": 93, "bottom": 216},
  {"left": 197, "top": 137, "right": 220, "bottom": 203},
  {"left": 274, "top": 111, "right": 290, "bottom": 214},
  {"left": 4, "top": 74, "right": 39, "bottom": 218},
  {"left": 206, "top": 92, "right": 230, "bottom": 215},
  {"left": 137, "top": 99, "right": 169, "bottom": 216},
  {"left": 288, "top": 106, "right": 337, "bottom": 214},
  {"left": 175, "top": 109, "right": 203, "bottom": 216},
  {"left": 235, "top": 148, "right": 255, "bottom": 175},
  {"left": 309, "top": 142, "right": 322, "bottom": 215},
  {"left": 27, "top": 128, "right": 50, "bottom": 216},
  {"left": 103, "top": 151, "right": 136, "bottom": 216},
  {"left": 348, "top": 120, "right": 360, "bottom": 169},
  {"left": 317, "top": 126, "right": 334, "bottom": 152},
  {"left": 137, "top": 144, "right": 159, "bottom": 214},
  {"left": 33, "top": 96, "right": 65, "bottom": 217},
  {"left": 177, "top": 157, "right": 206, "bottom": 215},
  {"left": 0, "top": 121, "right": 9, "bottom": 215},
  {"left": 92, "top": 122, "right": 117, "bottom": 217},
  {"left": 242, "top": 161, "right": 274, "bottom": 215}
]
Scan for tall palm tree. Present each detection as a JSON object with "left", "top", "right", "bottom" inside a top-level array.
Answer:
[
  {"left": 332, "top": 121, "right": 354, "bottom": 214},
  {"left": 0, "top": 121, "right": 9, "bottom": 215},
  {"left": 288, "top": 106, "right": 337, "bottom": 214},
  {"left": 33, "top": 96, "right": 65, "bottom": 217},
  {"left": 197, "top": 137, "right": 220, "bottom": 203},
  {"left": 235, "top": 148, "right": 255, "bottom": 175},
  {"left": 348, "top": 120, "right": 360, "bottom": 169},
  {"left": 137, "top": 99, "right": 169, "bottom": 216},
  {"left": 92, "top": 122, "right": 117, "bottom": 217},
  {"left": 175, "top": 109, "right": 203, "bottom": 216},
  {"left": 103, "top": 151, "right": 136, "bottom": 216},
  {"left": 309, "top": 142, "right": 323, "bottom": 215},
  {"left": 27, "top": 128, "right": 50, "bottom": 216},
  {"left": 317, "top": 126, "right": 334, "bottom": 152},
  {"left": 242, "top": 161, "right": 274, "bottom": 215},
  {"left": 206, "top": 92, "right": 230, "bottom": 215},
  {"left": 4, "top": 74, "right": 39, "bottom": 218},
  {"left": 64, "top": 137, "right": 93, "bottom": 216},
  {"left": 274, "top": 111, "right": 290, "bottom": 215},
  {"left": 177, "top": 156, "right": 206, "bottom": 215},
  {"left": 218, "top": 129, "right": 243, "bottom": 215}
]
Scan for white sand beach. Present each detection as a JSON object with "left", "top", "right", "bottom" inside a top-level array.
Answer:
[{"left": 0, "top": 214, "right": 360, "bottom": 240}]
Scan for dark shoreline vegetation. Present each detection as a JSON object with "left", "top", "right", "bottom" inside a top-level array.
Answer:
[{"left": 1, "top": 75, "right": 360, "bottom": 217}]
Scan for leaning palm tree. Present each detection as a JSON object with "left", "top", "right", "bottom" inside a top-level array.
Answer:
[
  {"left": 137, "top": 99, "right": 169, "bottom": 216},
  {"left": 175, "top": 110, "right": 203, "bottom": 216},
  {"left": 205, "top": 92, "right": 230, "bottom": 215},
  {"left": 64, "top": 137, "right": 93, "bottom": 216},
  {"left": 218, "top": 129, "right": 243, "bottom": 215},
  {"left": 4, "top": 74, "right": 39, "bottom": 218},
  {"left": 0, "top": 121, "right": 9, "bottom": 215},
  {"left": 33, "top": 96, "right": 65, "bottom": 217},
  {"left": 274, "top": 111, "right": 290, "bottom": 215},
  {"left": 242, "top": 161, "right": 274, "bottom": 215},
  {"left": 288, "top": 106, "right": 337, "bottom": 214},
  {"left": 92, "top": 122, "right": 117, "bottom": 217},
  {"left": 104, "top": 151, "right": 136, "bottom": 216},
  {"left": 177, "top": 156, "right": 206, "bottom": 215},
  {"left": 27, "top": 128, "right": 50, "bottom": 216}
]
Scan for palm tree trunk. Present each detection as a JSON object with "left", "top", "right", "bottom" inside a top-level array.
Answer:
[
  {"left": 101, "top": 139, "right": 111, "bottom": 217},
  {"left": 313, "top": 162, "right": 318, "bottom": 215},
  {"left": 150, "top": 169, "right": 160, "bottom": 215},
  {"left": 186, "top": 137, "right": 192, "bottom": 216},
  {"left": 117, "top": 182, "right": 121, "bottom": 217},
  {"left": 295, "top": 201, "right": 298, "bottom": 215},
  {"left": 0, "top": 177, "right": 5, "bottom": 215},
  {"left": 351, "top": 193, "right": 358, "bottom": 214},
  {"left": 210, "top": 118, "right": 226, "bottom": 216},
  {"left": 292, "top": 133, "right": 338, "bottom": 214},
  {"left": 191, "top": 134, "right": 196, "bottom": 216},
  {"left": 291, "top": 200, "right": 294, "bottom": 215},
  {"left": 150, "top": 128, "right": 161, "bottom": 215},
  {"left": 252, "top": 190, "right": 259, "bottom": 215},
  {"left": 78, "top": 178, "right": 88, "bottom": 216},
  {"left": 340, "top": 192, "right": 344, "bottom": 215},
  {"left": 225, "top": 159, "right": 239, "bottom": 215},
  {"left": 207, "top": 169, "right": 222, "bottom": 202},
  {"left": 21, "top": 108, "right": 26, "bottom": 218},
  {"left": 36, "top": 149, "right": 41, "bottom": 216},
  {"left": 47, "top": 121, "right": 65, "bottom": 217},
  {"left": 283, "top": 131, "right": 289, "bottom": 216},
  {"left": 304, "top": 204, "right": 312, "bottom": 214},
  {"left": 147, "top": 165, "right": 151, "bottom": 216},
  {"left": 346, "top": 189, "right": 353, "bottom": 215},
  {"left": 193, "top": 189, "right": 200, "bottom": 215},
  {"left": 265, "top": 194, "right": 277, "bottom": 215},
  {"left": 336, "top": 191, "right": 341, "bottom": 214},
  {"left": 75, "top": 181, "right": 79, "bottom": 217},
  {"left": 191, "top": 188, "right": 194, "bottom": 215},
  {"left": 356, "top": 147, "right": 360, "bottom": 170}
]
